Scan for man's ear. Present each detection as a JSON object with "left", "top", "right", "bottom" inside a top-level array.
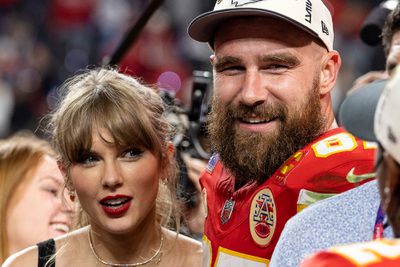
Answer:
[
  {"left": 319, "top": 50, "right": 342, "bottom": 95},
  {"left": 210, "top": 54, "right": 216, "bottom": 66}
]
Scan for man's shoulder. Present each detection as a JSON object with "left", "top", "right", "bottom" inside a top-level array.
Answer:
[
  {"left": 305, "top": 128, "right": 376, "bottom": 161},
  {"left": 278, "top": 129, "right": 376, "bottom": 191}
]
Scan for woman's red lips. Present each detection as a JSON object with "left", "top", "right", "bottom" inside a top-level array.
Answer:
[{"left": 100, "top": 195, "right": 132, "bottom": 217}]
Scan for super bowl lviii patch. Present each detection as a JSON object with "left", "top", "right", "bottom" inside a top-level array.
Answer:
[
  {"left": 206, "top": 153, "right": 219, "bottom": 173},
  {"left": 249, "top": 188, "right": 276, "bottom": 247}
]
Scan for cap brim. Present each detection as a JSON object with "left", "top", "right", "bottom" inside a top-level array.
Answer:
[
  {"left": 339, "top": 79, "right": 386, "bottom": 141},
  {"left": 188, "top": 8, "right": 318, "bottom": 44}
]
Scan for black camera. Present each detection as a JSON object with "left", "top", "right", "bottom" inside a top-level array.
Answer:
[
  {"left": 160, "top": 70, "right": 212, "bottom": 210},
  {"left": 182, "top": 70, "right": 212, "bottom": 160},
  {"left": 361, "top": 0, "right": 398, "bottom": 46}
]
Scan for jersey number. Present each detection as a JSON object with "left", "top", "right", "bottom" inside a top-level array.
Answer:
[{"left": 312, "top": 133, "right": 357, "bottom": 158}]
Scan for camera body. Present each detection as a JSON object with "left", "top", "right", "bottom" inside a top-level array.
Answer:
[
  {"left": 161, "top": 70, "right": 213, "bottom": 209},
  {"left": 361, "top": 0, "right": 399, "bottom": 46}
]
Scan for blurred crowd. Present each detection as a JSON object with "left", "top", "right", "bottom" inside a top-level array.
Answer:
[
  {"left": 0, "top": 0, "right": 389, "bottom": 138},
  {"left": 2, "top": 1, "right": 400, "bottom": 266}
]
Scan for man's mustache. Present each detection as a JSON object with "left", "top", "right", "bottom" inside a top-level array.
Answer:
[{"left": 226, "top": 103, "right": 287, "bottom": 122}]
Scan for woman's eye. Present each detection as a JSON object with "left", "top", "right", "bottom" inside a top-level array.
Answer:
[
  {"left": 123, "top": 148, "right": 144, "bottom": 159},
  {"left": 77, "top": 153, "right": 98, "bottom": 166},
  {"left": 43, "top": 187, "right": 59, "bottom": 197}
]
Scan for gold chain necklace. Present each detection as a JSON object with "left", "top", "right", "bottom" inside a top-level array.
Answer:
[{"left": 88, "top": 228, "right": 164, "bottom": 266}]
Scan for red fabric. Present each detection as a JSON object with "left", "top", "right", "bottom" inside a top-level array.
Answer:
[
  {"left": 301, "top": 239, "right": 400, "bottom": 267},
  {"left": 49, "top": 0, "right": 95, "bottom": 28},
  {"left": 200, "top": 128, "right": 376, "bottom": 266},
  {"left": 301, "top": 251, "right": 357, "bottom": 267}
]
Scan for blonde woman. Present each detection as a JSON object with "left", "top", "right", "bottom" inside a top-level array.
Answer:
[
  {"left": 0, "top": 131, "right": 73, "bottom": 264},
  {"left": 3, "top": 68, "right": 202, "bottom": 267}
]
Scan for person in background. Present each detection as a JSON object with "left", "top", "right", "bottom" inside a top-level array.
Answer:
[
  {"left": 187, "top": 0, "right": 376, "bottom": 265},
  {"left": 3, "top": 67, "right": 202, "bottom": 267},
  {"left": 180, "top": 153, "right": 207, "bottom": 239},
  {"left": 0, "top": 131, "right": 73, "bottom": 264},
  {"left": 300, "top": 63, "right": 400, "bottom": 267},
  {"left": 270, "top": 4, "right": 400, "bottom": 266}
]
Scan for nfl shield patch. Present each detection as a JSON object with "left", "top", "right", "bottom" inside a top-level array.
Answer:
[{"left": 220, "top": 199, "right": 235, "bottom": 224}]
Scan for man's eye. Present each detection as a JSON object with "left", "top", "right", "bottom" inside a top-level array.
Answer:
[
  {"left": 216, "top": 65, "right": 244, "bottom": 74},
  {"left": 266, "top": 64, "right": 288, "bottom": 71}
]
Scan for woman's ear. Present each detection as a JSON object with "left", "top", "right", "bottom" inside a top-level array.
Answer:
[
  {"left": 58, "top": 160, "right": 74, "bottom": 192},
  {"left": 160, "top": 142, "right": 176, "bottom": 183},
  {"left": 319, "top": 50, "right": 342, "bottom": 95},
  {"left": 57, "top": 160, "right": 67, "bottom": 176},
  {"left": 167, "top": 142, "right": 175, "bottom": 159}
]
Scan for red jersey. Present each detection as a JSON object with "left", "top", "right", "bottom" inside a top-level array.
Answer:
[
  {"left": 200, "top": 128, "right": 376, "bottom": 266},
  {"left": 300, "top": 239, "right": 400, "bottom": 267}
]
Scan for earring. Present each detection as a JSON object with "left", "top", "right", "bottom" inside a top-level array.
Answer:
[
  {"left": 161, "top": 179, "right": 168, "bottom": 186},
  {"left": 69, "top": 191, "right": 76, "bottom": 202}
]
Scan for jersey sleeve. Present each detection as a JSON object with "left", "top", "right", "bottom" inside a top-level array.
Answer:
[{"left": 300, "top": 251, "right": 356, "bottom": 267}]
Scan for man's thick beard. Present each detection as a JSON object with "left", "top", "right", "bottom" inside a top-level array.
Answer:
[{"left": 208, "top": 78, "right": 325, "bottom": 186}]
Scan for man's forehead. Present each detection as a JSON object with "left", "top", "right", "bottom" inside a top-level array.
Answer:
[{"left": 213, "top": 16, "right": 312, "bottom": 50}]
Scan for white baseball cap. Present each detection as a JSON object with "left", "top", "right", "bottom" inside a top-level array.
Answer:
[
  {"left": 375, "top": 66, "right": 400, "bottom": 164},
  {"left": 188, "top": 0, "right": 334, "bottom": 51}
]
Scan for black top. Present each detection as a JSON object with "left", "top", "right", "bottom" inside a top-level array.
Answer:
[{"left": 37, "top": 239, "right": 55, "bottom": 267}]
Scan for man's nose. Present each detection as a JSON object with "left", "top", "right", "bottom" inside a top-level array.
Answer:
[{"left": 239, "top": 70, "right": 269, "bottom": 107}]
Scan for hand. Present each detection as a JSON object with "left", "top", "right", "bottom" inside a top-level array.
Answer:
[{"left": 180, "top": 152, "right": 207, "bottom": 192}]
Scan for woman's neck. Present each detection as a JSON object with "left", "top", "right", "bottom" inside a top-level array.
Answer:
[{"left": 88, "top": 212, "right": 163, "bottom": 264}]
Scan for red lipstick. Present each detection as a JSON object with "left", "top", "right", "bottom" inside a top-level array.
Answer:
[{"left": 99, "top": 195, "right": 132, "bottom": 217}]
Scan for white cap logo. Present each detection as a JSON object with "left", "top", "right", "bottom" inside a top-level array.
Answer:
[
  {"left": 189, "top": 0, "right": 334, "bottom": 51},
  {"left": 231, "top": 0, "right": 263, "bottom": 7}
]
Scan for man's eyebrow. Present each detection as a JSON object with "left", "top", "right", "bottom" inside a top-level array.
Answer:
[
  {"left": 213, "top": 56, "right": 243, "bottom": 69},
  {"left": 260, "top": 53, "right": 301, "bottom": 66}
]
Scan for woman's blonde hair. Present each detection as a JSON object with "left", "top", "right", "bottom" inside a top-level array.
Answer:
[
  {"left": 47, "top": 67, "right": 180, "bottom": 229},
  {"left": 0, "top": 131, "right": 56, "bottom": 263}
]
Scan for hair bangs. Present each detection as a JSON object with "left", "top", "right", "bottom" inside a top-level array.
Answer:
[
  {"left": 58, "top": 107, "right": 95, "bottom": 165},
  {"left": 60, "top": 83, "right": 164, "bottom": 164},
  {"left": 93, "top": 100, "right": 160, "bottom": 154}
]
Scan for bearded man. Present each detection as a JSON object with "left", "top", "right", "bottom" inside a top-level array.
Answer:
[{"left": 188, "top": 0, "right": 376, "bottom": 266}]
